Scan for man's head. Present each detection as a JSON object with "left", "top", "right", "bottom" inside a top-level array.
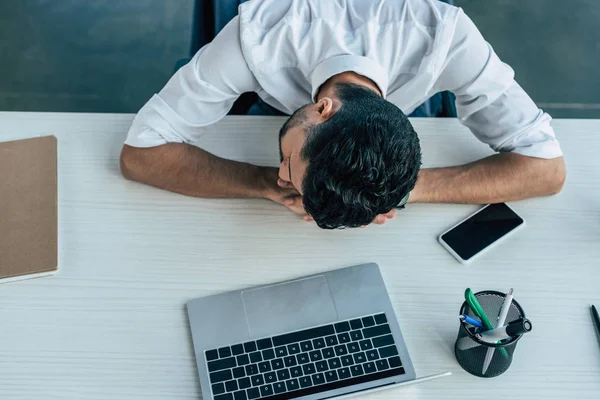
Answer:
[{"left": 278, "top": 83, "right": 421, "bottom": 229}]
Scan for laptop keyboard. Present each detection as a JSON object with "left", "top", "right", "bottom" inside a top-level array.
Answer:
[{"left": 205, "top": 313, "right": 405, "bottom": 400}]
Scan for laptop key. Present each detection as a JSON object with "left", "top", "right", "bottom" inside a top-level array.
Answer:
[
  {"left": 363, "top": 361, "right": 376, "bottom": 374},
  {"left": 362, "top": 324, "right": 391, "bottom": 339},
  {"left": 313, "top": 338, "right": 326, "bottom": 349},
  {"left": 212, "top": 382, "right": 225, "bottom": 395},
  {"left": 322, "top": 348, "right": 335, "bottom": 358},
  {"left": 273, "top": 382, "right": 286, "bottom": 394},
  {"left": 388, "top": 356, "right": 402, "bottom": 368},
  {"left": 337, "top": 333, "right": 351, "bottom": 344},
  {"left": 206, "top": 349, "right": 219, "bottom": 361},
  {"left": 257, "top": 338, "right": 273, "bottom": 350},
  {"left": 208, "top": 357, "right": 237, "bottom": 372},
  {"left": 238, "top": 377, "right": 251, "bottom": 390},
  {"left": 219, "top": 347, "right": 232, "bottom": 358},
  {"left": 245, "top": 364, "right": 259, "bottom": 376},
  {"left": 341, "top": 355, "right": 353, "bottom": 366},
  {"left": 325, "top": 370, "right": 339, "bottom": 382},
  {"left": 372, "top": 334, "right": 395, "bottom": 348},
  {"left": 350, "top": 330, "right": 363, "bottom": 341},
  {"left": 334, "top": 321, "right": 351, "bottom": 333},
  {"left": 264, "top": 372, "right": 277, "bottom": 383},
  {"left": 246, "top": 387, "right": 260, "bottom": 400},
  {"left": 262, "top": 349, "right": 276, "bottom": 360},
  {"left": 284, "top": 356, "right": 297, "bottom": 367},
  {"left": 361, "top": 316, "right": 375, "bottom": 327},
  {"left": 233, "top": 390, "right": 247, "bottom": 400},
  {"left": 301, "top": 340, "right": 313, "bottom": 352},
  {"left": 315, "top": 360, "right": 328, "bottom": 372},
  {"left": 328, "top": 357, "right": 341, "bottom": 369},
  {"left": 353, "top": 352, "right": 367, "bottom": 364},
  {"left": 236, "top": 354, "right": 250, "bottom": 366},
  {"left": 376, "top": 359, "right": 390, "bottom": 371},
  {"left": 286, "top": 378, "right": 300, "bottom": 391},
  {"left": 378, "top": 345, "right": 399, "bottom": 359},
  {"left": 350, "top": 319, "right": 363, "bottom": 330},
  {"left": 350, "top": 365, "right": 364, "bottom": 377},
  {"left": 225, "top": 380, "right": 238, "bottom": 392},
  {"left": 251, "top": 374, "right": 264, "bottom": 387},
  {"left": 277, "top": 368, "right": 290, "bottom": 381},
  {"left": 249, "top": 352, "right": 262, "bottom": 363},
  {"left": 233, "top": 367, "right": 245, "bottom": 379},
  {"left": 210, "top": 369, "right": 233, "bottom": 384},
  {"left": 244, "top": 342, "right": 257, "bottom": 353},
  {"left": 259, "top": 384, "right": 273, "bottom": 398},
  {"left": 337, "top": 367, "right": 351, "bottom": 380},
  {"left": 232, "top": 344, "right": 244, "bottom": 356},
  {"left": 309, "top": 350, "right": 322, "bottom": 362},
  {"left": 215, "top": 394, "right": 233, "bottom": 400},
  {"left": 347, "top": 342, "right": 360, "bottom": 353},
  {"left": 366, "top": 350, "right": 379, "bottom": 361},
  {"left": 287, "top": 343, "right": 301, "bottom": 355},
  {"left": 275, "top": 346, "right": 288, "bottom": 357},
  {"left": 312, "top": 373, "right": 325, "bottom": 385},
  {"left": 271, "top": 359, "right": 284, "bottom": 370},
  {"left": 300, "top": 376, "right": 313, "bottom": 388},
  {"left": 334, "top": 345, "right": 347, "bottom": 356},
  {"left": 302, "top": 363, "right": 316, "bottom": 375},
  {"left": 297, "top": 353, "right": 310, "bottom": 364},
  {"left": 325, "top": 335, "right": 338, "bottom": 346},
  {"left": 359, "top": 339, "right": 373, "bottom": 351},
  {"left": 290, "top": 366, "right": 303, "bottom": 378},
  {"left": 374, "top": 313, "right": 387, "bottom": 324},
  {"left": 258, "top": 361, "right": 271, "bottom": 373}
]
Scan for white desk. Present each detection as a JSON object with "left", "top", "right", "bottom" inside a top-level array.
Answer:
[{"left": 1, "top": 112, "right": 599, "bottom": 400}]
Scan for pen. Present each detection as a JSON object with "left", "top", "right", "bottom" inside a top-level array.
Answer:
[
  {"left": 591, "top": 305, "right": 600, "bottom": 349},
  {"left": 459, "top": 315, "right": 484, "bottom": 328},
  {"left": 464, "top": 288, "right": 509, "bottom": 360},
  {"left": 482, "top": 288, "right": 514, "bottom": 374},
  {"left": 477, "top": 318, "right": 532, "bottom": 343}
]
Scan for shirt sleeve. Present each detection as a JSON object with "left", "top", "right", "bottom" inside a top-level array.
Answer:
[
  {"left": 125, "top": 17, "right": 259, "bottom": 148},
  {"left": 432, "top": 9, "right": 562, "bottom": 159}
]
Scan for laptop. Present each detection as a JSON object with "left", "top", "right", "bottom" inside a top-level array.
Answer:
[{"left": 186, "top": 263, "right": 450, "bottom": 400}]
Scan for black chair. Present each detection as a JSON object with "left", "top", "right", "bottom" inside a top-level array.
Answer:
[{"left": 177, "top": 0, "right": 456, "bottom": 117}]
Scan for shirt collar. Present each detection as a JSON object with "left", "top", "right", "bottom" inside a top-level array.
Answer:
[{"left": 310, "top": 55, "right": 389, "bottom": 101}]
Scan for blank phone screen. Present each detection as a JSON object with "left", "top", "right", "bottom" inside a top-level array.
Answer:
[{"left": 440, "top": 203, "right": 524, "bottom": 261}]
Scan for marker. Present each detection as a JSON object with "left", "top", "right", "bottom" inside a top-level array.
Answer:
[
  {"left": 459, "top": 315, "right": 484, "bottom": 329},
  {"left": 477, "top": 318, "right": 532, "bottom": 343},
  {"left": 482, "top": 288, "right": 514, "bottom": 375}
]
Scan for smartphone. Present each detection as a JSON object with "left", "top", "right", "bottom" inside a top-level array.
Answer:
[{"left": 438, "top": 203, "right": 525, "bottom": 264}]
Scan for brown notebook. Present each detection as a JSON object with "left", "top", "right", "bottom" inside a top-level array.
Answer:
[{"left": 0, "top": 136, "right": 58, "bottom": 283}]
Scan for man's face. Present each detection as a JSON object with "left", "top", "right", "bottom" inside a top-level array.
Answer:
[{"left": 277, "top": 105, "right": 312, "bottom": 194}]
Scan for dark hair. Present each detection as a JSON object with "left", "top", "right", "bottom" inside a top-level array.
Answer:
[{"left": 301, "top": 83, "right": 421, "bottom": 229}]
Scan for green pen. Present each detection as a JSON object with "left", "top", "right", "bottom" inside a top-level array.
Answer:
[{"left": 464, "top": 288, "right": 509, "bottom": 359}]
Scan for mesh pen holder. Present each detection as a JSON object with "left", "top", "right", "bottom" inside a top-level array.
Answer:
[{"left": 454, "top": 290, "right": 525, "bottom": 378}]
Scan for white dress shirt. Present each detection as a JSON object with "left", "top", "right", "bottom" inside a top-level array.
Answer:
[{"left": 126, "top": 0, "right": 562, "bottom": 159}]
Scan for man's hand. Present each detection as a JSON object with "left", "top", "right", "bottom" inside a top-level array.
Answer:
[{"left": 274, "top": 177, "right": 397, "bottom": 225}]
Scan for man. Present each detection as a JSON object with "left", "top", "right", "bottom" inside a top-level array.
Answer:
[{"left": 120, "top": 0, "right": 565, "bottom": 229}]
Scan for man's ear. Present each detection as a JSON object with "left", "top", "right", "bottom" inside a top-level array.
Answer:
[{"left": 316, "top": 97, "right": 336, "bottom": 121}]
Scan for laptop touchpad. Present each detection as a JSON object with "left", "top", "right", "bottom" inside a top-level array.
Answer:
[{"left": 242, "top": 275, "right": 338, "bottom": 338}]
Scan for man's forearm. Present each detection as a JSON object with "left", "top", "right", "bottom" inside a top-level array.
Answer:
[
  {"left": 409, "top": 153, "right": 566, "bottom": 204},
  {"left": 120, "top": 143, "right": 271, "bottom": 198}
]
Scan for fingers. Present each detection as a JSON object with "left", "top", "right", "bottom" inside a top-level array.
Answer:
[
  {"left": 278, "top": 179, "right": 294, "bottom": 189},
  {"left": 284, "top": 196, "right": 303, "bottom": 208},
  {"left": 373, "top": 209, "right": 397, "bottom": 225}
]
